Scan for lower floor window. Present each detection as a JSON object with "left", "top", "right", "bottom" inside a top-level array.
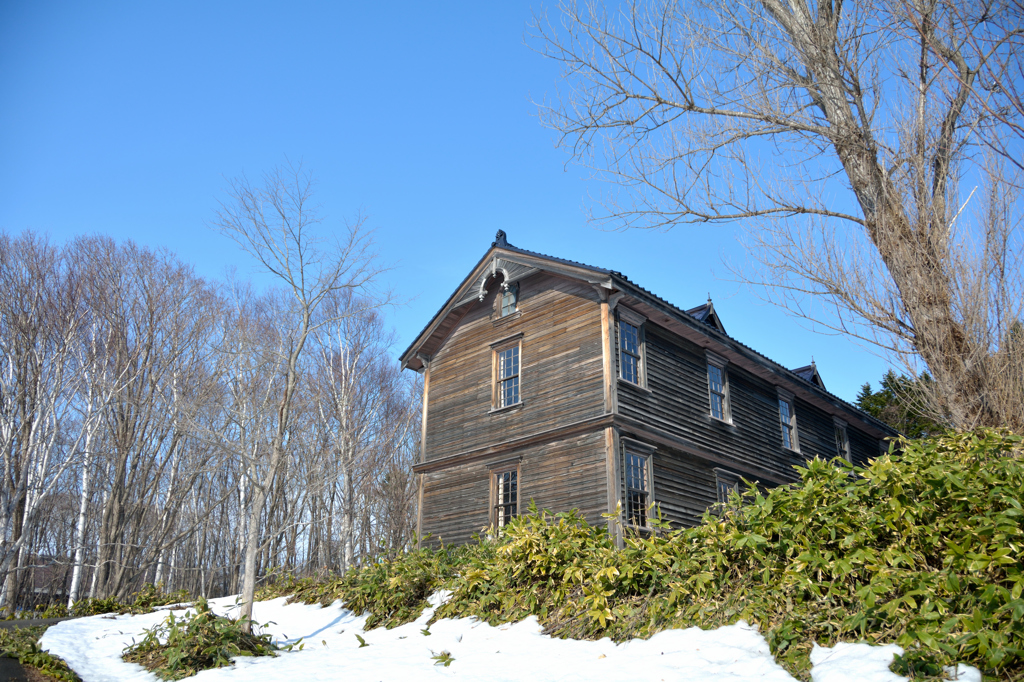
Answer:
[
  {"left": 624, "top": 450, "right": 650, "bottom": 527},
  {"left": 713, "top": 468, "right": 743, "bottom": 513},
  {"left": 716, "top": 478, "right": 738, "bottom": 506},
  {"left": 493, "top": 469, "right": 518, "bottom": 528}
]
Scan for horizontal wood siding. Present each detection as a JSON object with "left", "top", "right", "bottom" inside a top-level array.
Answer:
[
  {"left": 649, "top": 443, "right": 717, "bottom": 527},
  {"left": 425, "top": 272, "right": 605, "bottom": 462},
  {"left": 421, "top": 460, "right": 491, "bottom": 547},
  {"left": 523, "top": 431, "right": 609, "bottom": 524},
  {"left": 618, "top": 322, "right": 883, "bottom": 485},
  {"left": 420, "top": 430, "right": 607, "bottom": 546},
  {"left": 849, "top": 427, "right": 885, "bottom": 467}
]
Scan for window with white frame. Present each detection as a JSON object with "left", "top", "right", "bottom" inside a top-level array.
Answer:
[
  {"left": 706, "top": 352, "right": 730, "bottom": 421},
  {"left": 492, "top": 467, "right": 518, "bottom": 528},
  {"left": 833, "top": 417, "right": 851, "bottom": 462},
  {"left": 492, "top": 338, "right": 522, "bottom": 409},
  {"left": 500, "top": 283, "right": 519, "bottom": 317},
  {"left": 778, "top": 389, "right": 799, "bottom": 451},
  {"left": 623, "top": 446, "right": 652, "bottom": 527},
  {"left": 618, "top": 308, "right": 646, "bottom": 386}
]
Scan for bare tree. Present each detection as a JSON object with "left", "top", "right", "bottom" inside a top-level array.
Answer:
[
  {"left": 309, "top": 293, "right": 418, "bottom": 571},
  {"left": 0, "top": 234, "right": 85, "bottom": 613},
  {"left": 72, "top": 238, "right": 224, "bottom": 600},
  {"left": 0, "top": 225, "right": 415, "bottom": 613},
  {"left": 212, "top": 162, "right": 383, "bottom": 631},
  {"left": 535, "top": 0, "right": 1024, "bottom": 429}
]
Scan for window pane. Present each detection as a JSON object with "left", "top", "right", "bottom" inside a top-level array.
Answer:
[
  {"left": 620, "top": 322, "right": 638, "bottom": 355},
  {"left": 626, "top": 452, "right": 647, "bottom": 492},
  {"left": 495, "top": 470, "right": 518, "bottom": 527},
  {"left": 708, "top": 364, "right": 726, "bottom": 420},
  {"left": 499, "top": 347, "right": 519, "bottom": 379},
  {"left": 779, "top": 399, "right": 792, "bottom": 449},
  {"left": 624, "top": 451, "right": 649, "bottom": 526},
  {"left": 708, "top": 364, "right": 722, "bottom": 393},
  {"left": 716, "top": 479, "right": 737, "bottom": 506},
  {"left": 501, "top": 287, "right": 517, "bottom": 317},
  {"left": 622, "top": 354, "right": 638, "bottom": 384},
  {"left": 835, "top": 426, "right": 848, "bottom": 458},
  {"left": 710, "top": 392, "right": 723, "bottom": 420},
  {"left": 627, "top": 492, "right": 647, "bottom": 527},
  {"left": 501, "top": 376, "right": 519, "bottom": 406}
]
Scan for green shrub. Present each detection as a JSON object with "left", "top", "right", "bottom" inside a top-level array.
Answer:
[
  {"left": 261, "top": 429, "right": 1024, "bottom": 680},
  {"left": 122, "top": 597, "right": 291, "bottom": 680},
  {"left": 260, "top": 543, "right": 476, "bottom": 630},
  {"left": 0, "top": 625, "right": 80, "bottom": 681}
]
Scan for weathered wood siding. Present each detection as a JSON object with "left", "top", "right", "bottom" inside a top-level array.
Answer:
[
  {"left": 424, "top": 272, "right": 605, "bottom": 462},
  {"left": 420, "top": 430, "right": 608, "bottom": 546},
  {"left": 419, "top": 271, "right": 608, "bottom": 544},
  {"left": 616, "top": 319, "right": 884, "bottom": 517},
  {"left": 416, "top": 266, "right": 891, "bottom": 543},
  {"left": 649, "top": 442, "right": 717, "bottom": 527}
]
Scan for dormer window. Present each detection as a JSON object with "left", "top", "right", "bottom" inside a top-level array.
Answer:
[{"left": 500, "top": 283, "right": 519, "bottom": 317}]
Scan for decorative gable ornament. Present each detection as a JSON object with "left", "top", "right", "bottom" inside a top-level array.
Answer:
[{"left": 453, "top": 233, "right": 540, "bottom": 306}]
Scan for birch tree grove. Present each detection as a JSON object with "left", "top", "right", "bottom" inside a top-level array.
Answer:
[
  {"left": 0, "top": 216, "right": 418, "bottom": 613},
  {"left": 535, "top": 0, "right": 1024, "bottom": 430}
]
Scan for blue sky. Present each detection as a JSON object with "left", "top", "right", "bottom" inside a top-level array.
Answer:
[{"left": 0, "top": 0, "right": 891, "bottom": 402}]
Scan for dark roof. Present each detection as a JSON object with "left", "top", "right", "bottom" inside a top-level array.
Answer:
[
  {"left": 791, "top": 364, "right": 826, "bottom": 389},
  {"left": 685, "top": 301, "right": 726, "bottom": 334},
  {"left": 496, "top": 232, "right": 613, "bottom": 277}
]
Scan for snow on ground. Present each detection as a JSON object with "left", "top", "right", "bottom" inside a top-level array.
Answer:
[{"left": 38, "top": 593, "right": 980, "bottom": 682}]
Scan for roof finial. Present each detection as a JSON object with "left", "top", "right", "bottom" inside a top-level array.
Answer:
[
  {"left": 811, "top": 356, "right": 816, "bottom": 367},
  {"left": 707, "top": 292, "right": 712, "bottom": 305},
  {"left": 493, "top": 230, "right": 508, "bottom": 248}
]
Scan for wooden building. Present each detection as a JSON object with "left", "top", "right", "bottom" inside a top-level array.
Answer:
[{"left": 400, "top": 232, "right": 898, "bottom": 545}]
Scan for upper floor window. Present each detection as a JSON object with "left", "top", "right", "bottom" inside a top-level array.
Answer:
[
  {"left": 500, "top": 283, "right": 519, "bottom": 317},
  {"left": 706, "top": 352, "right": 730, "bottom": 422},
  {"left": 833, "top": 417, "right": 850, "bottom": 462},
  {"left": 778, "top": 389, "right": 799, "bottom": 451},
  {"left": 496, "top": 345, "right": 520, "bottom": 408},
  {"left": 617, "top": 308, "right": 646, "bottom": 387},
  {"left": 624, "top": 449, "right": 650, "bottom": 527},
  {"left": 620, "top": 321, "right": 640, "bottom": 383}
]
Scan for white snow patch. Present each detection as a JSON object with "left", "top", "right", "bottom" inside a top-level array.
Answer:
[
  {"left": 944, "top": 664, "right": 982, "bottom": 682},
  {"left": 38, "top": 594, "right": 981, "bottom": 682},
  {"left": 810, "top": 641, "right": 905, "bottom": 682}
]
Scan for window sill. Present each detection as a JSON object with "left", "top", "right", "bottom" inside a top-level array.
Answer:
[
  {"left": 489, "top": 402, "right": 524, "bottom": 415},
  {"left": 617, "top": 378, "right": 652, "bottom": 394},
  {"left": 783, "top": 445, "right": 801, "bottom": 454},
  {"left": 710, "top": 415, "right": 734, "bottom": 426}
]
